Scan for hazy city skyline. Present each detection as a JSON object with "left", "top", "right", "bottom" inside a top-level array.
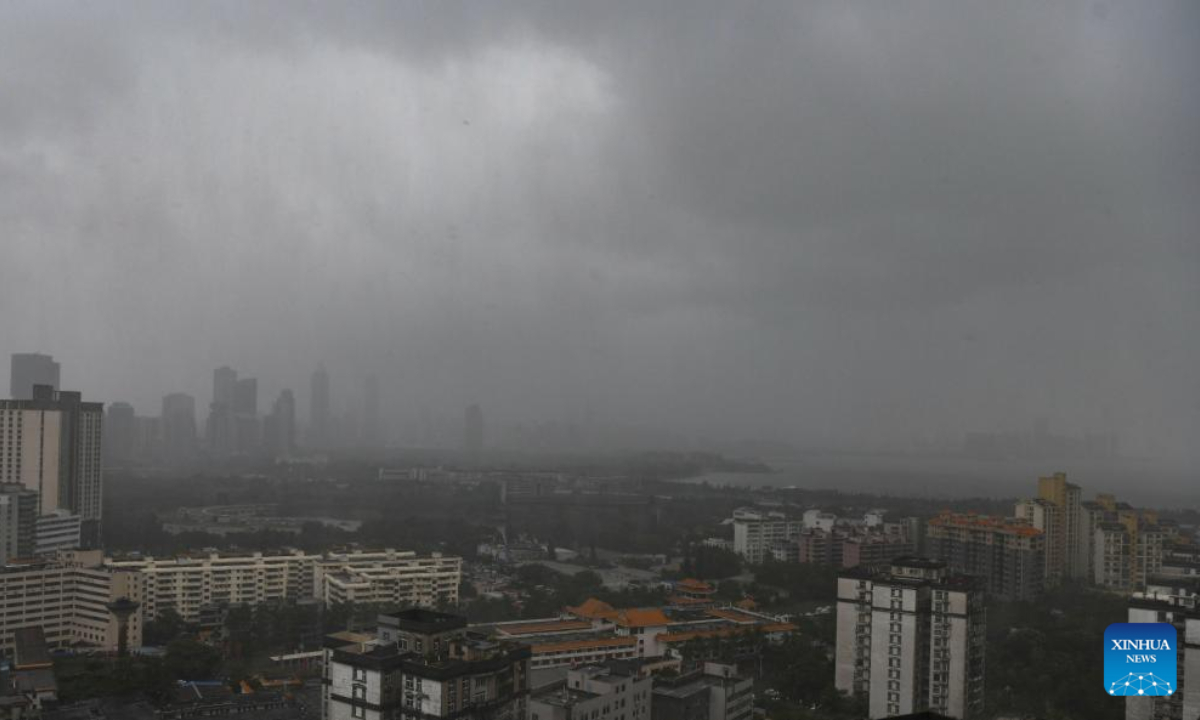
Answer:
[{"left": 1, "top": 2, "right": 1197, "bottom": 468}]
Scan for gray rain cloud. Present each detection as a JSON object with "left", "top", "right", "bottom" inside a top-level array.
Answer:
[{"left": 1, "top": 1, "right": 1197, "bottom": 465}]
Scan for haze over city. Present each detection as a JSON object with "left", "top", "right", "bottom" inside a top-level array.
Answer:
[{"left": 2, "top": 2, "right": 1197, "bottom": 472}]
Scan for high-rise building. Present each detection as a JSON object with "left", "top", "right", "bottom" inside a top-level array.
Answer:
[
  {"left": 9, "top": 353, "right": 60, "bottom": 400},
  {"left": 323, "top": 608, "right": 531, "bottom": 720},
  {"left": 1124, "top": 577, "right": 1200, "bottom": 720},
  {"left": 161, "top": 393, "right": 197, "bottom": 465},
  {"left": 0, "top": 385, "right": 103, "bottom": 547},
  {"left": 926, "top": 512, "right": 1046, "bottom": 601},
  {"left": 0, "top": 483, "right": 38, "bottom": 564},
  {"left": 362, "top": 375, "right": 381, "bottom": 447},
  {"left": 234, "top": 377, "right": 257, "bottom": 416},
  {"left": 104, "top": 402, "right": 136, "bottom": 466},
  {"left": 464, "top": 403, "right": 484, "bottom": 459},
  {"left": 835, "top": 558, "right": 986, "bottom": 719},
  {"left": 213, "top": 366, "right": 237, "bottom": 408},
  {"left": 1025, "top": 472, "right": 1083, "bottom": 582},
  {"left": 265, "top": 389, "right": 297, "bottom": 459},
  {"left": 310, "top": 365, "right": 331, "bottom": 448},
  {"left": 205, "top": 367, "right": 238, "bottom": 458}
]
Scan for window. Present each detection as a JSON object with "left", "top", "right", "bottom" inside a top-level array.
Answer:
[{"left": 353, "top": 667, "right": 367, "bottom": 682}]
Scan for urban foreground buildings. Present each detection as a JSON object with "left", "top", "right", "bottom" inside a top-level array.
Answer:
[
  {"left": 323, "top": 608, "right": 530, "bottom": 720},
  {"left": 529, "top": 660, "right": 654, "bottom": 720},
  {"left": 0, "top": 384, "right": 103, "bottom": 547},
  {"left": 105, "top": 548, "right": 461, "bottom": 622},
  {"left": 1124, "top": 577, "right": 1200, "bottom": 720},
  {"left": 835, "top": 557, "right": 986, "bottom": 719},
  {"left": 0, "top": 549, "right": 143, "bottom": 653},
  {"left": 0, "top": 546, "right": 460, "bottom": 654}
]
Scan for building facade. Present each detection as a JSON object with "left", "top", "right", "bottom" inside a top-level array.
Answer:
[
  {"left": 1125, "top": 578, "right": 1200, "bottom": 720},
  {"left": 107, "top": 548, "right": 461, "bottom": 622},
  {"left": 0, "top": 549, "right": 142, "bottom": 653},
  {"left": 926, "top": 512, "right": 1045, "bottom": 601},
  {"left": 0, "top": 386, "right": 103, "bottom": 546},
  {"left": 731, "top": 509, "right": 804, "bottom": 564},
  {"left": 0, "top": 483, "right": 37, "bottom": 564},
  {"left": 529, "top": 661, "right": 652, "bottom": 720},
  {"left": 323, "top": 608, "right": 530, "bottom": 720},
  {"left": 835, "top": 558, "right": 986, "bottom": 719}
]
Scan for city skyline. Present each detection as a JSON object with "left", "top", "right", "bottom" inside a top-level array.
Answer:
[{"left": 0, "top": 2, "right": 1196, "bottom": 470}]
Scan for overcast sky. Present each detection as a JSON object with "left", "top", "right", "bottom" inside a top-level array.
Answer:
[{"left": 1, "top": 2, "right": 1197, "bottom": 462}]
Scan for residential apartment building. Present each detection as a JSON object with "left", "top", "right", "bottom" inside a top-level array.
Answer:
[
  {"left": 323, "top": 608, "right": 530, "bottom": 720},
  {"left": 106, "top": 548, "right": 461, "bottom": 622},
  {"left": 1015, "top": 472, "right": 1085, "bottom": 585},
  {"left": 529, "top": 660, "right": 652, "bottom": 720},
  {"left": 926, "top": 512, "right": 1045, "bottom": 601},
  {"left": 0, "top": 385, "right": 103, "bottom": 547},
  {"left": 731, "top": 508, "right": 804, "bottom": 564},
  {"left": 319, "top": 553, "right": 462, "bottom": 608},
  {"left": 1125, "top": 577, "right": 1200, "bottom": 720},
  {"left": 0, "top": 549, "right": 142, "bottom": 653},
  {"left": 1093, "top": 513, "right": 1169, "bottom": 593},
  {"left": 835, "top": 558, "right": 986, "bottom": 719}
]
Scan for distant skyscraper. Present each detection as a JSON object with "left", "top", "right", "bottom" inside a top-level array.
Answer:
[
  {"left": 465, "top": 403, "right": 484, "bottom": 459},
  {"left": 104, "top": 402, "right": 136, "bottom": 466},
  {"left": 234, "top": 378, "right": 257, "bottom": 416},
  {"left": 310, "top": 365, "right": 330, "bottom": 448},
  {"left": 161, "top": 393, "right": 197, "bottom": 465},
  {"left": 0, "top": 385, "right": 103, "bottom": 548},
  {"left": 232, "top": 377, "right": 260, "bottom": 455},
  {"left": 212, "top": 366, "right": 237, "bottom": 408},
  {"left": 206, "top": 366, "right": 239, "bottom": 457},
  {"left": 362, "top": 375, "right": 381, "bottom": 447},
  {"left": 9, "top": 353, "right": 60, "bottom": 400},
  {"left": 265, "top": 389, "right": 297, "bottom": 459}
]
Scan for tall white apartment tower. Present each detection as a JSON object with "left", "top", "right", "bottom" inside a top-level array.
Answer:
[
  {"left": 836, "top": 557, "right": 986, "bottom": 719},
  {"left": 0, "top": 385, "right": 103, "bottom": 547}
]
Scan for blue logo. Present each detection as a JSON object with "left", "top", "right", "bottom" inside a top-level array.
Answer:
[{"left": 1105, "top": 623, "right": 1176, "bottom": 697}]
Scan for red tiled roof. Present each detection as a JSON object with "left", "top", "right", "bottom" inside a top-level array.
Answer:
[
  {"left": 531, "top": 636, "right": 638, "bottom": 653},
  {"left": 566, "top": 598, "right": 618, "bottom": 620},
  {"left": 614, "top": 608, "right": 671, "bottom": 628}
]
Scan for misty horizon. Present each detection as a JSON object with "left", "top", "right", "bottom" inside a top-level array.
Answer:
[{"left": 2, "top": 2, "right": 1197, "bottom": 470}]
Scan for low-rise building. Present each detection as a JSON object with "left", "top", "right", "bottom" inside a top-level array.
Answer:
[
  {"left": 731, "top": 509, "right": 804, "bottom": 564},
  {"left": 0, "top": 550, "right": 143, "bottom": 653},
  {"left": 106, "top": 548, "right": 461, "bottom": 622},
  {"left": 528, "top": 660, "right": 652, "bottom": 720},
  {"left": 323, "top": 608, "right": 530, "bottom": 720},
  {"left": 652, "top": 662, "right": 753, "bottom": 720}
]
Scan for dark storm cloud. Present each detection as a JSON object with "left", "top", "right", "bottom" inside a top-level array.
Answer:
[{"left": 0, "top": 1, "right": 1197, "bottom": 464}]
